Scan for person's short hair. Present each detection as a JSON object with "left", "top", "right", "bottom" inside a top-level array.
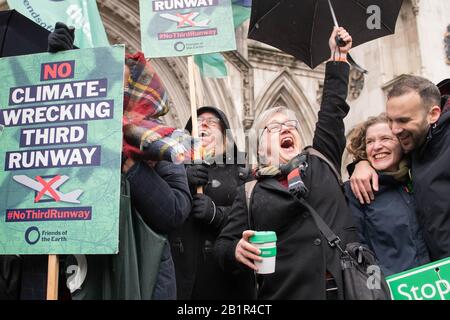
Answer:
[
  {"left": 387, "top": 75, "right": 441, "bottom": 112},
  {"left": 347, "top": 113, "right": 388, "bottom": 162}
]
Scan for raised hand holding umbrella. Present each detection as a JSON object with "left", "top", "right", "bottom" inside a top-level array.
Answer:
[
  {"left": 328, "top": 0, "right": 367, "bottom": 73},
  {"left": 327, "top": 0, "right": 349, "bottom": 47},
  {"left": 328, "top": 26, "right": 352, "bottom": 62},
  {"left": 327, "top": 0, "right": 366, "bottom": 73}
]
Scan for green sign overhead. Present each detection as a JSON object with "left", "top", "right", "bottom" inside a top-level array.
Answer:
[
  {"left": 6, "top": 0, "right": 110, "bottom": 49},
  {"left": 386, "top": 257, "right": 450, "bottom": 300},
  {"left": 139, "top": 0, "right": 236, "bottom": 58},
  {"left": 0, "top": 46, "right": 124, "bottom": 254}
]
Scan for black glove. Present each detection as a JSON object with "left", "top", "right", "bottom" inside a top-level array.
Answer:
[
  {"left": 191, "top": 194, "right": 216, "bottom": 224},
  {"left": 48, "top": 22, "right": 75, "bottom": 53},
  {"left": 186, "top": 164, "right": 209, "bottom": 187}
]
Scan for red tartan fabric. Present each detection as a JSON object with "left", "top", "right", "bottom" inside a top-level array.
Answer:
[
  {"left": 122, "top": 52, "right": 180, "bottom": 160},
  {"left": 124, "top": 52, "right": 169, "bottom": 118}
]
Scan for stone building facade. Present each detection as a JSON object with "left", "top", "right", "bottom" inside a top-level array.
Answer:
[{"left": 1, "top": 0, "right": 449, "bottom": 174}]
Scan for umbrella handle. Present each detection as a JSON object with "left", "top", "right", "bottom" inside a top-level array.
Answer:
[{"left": 335, "top": 35, "right": 347, "bottom": 47}]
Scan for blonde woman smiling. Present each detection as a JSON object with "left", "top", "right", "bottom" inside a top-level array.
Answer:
[{"left": 345, "top": 113, "right": 430, "bottom": 276}]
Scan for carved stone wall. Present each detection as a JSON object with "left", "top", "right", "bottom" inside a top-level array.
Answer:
[{"left": 446, "top": 24, "right": 450, "bottom": 65}]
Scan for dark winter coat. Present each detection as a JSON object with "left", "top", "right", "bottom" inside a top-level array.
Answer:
[
  {"left": 0, "top": 255, "right": 22, "bottom": 300},
  {"left": 126, "top": 160, "right": 191, "bottom": 299},
  {"left": 344, "top": 174, "right": 430, "bottom": 276},
  {"left": 411, "top": 110, "right": 450, "bottom": 261},
  {"left": 169, "top": 106, "right": 256, "bottom": 300},
  {"left": 214, "top": 62, "right": 358, "bottom": 300}
]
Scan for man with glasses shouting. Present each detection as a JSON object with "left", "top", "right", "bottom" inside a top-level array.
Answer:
[{"left": 169, "top": 106, "right": 256, "bottom": 300}]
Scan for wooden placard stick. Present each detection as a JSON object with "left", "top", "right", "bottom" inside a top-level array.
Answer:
[
  {"left": 187, "top": 56, "right": 203, "bottom": 194},
  {"left": 46, "top": 254, "right": 59, "bottom": 300}
]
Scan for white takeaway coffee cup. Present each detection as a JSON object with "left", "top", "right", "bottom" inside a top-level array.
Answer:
[{"left": 249, "top": 231, "right": 277, "bottom": 274}]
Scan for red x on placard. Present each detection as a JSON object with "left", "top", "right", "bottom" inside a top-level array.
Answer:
[
  {"left": 175, "top": 12, "right": 196, "bottom": 28},
  {"left": 34, "top": 175, "right": 61, "bottom": 202}
]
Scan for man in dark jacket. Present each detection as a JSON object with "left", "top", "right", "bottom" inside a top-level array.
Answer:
[
  {"left": 350, "top": 76, "right": 450, "bottom": 261},
  {"left": 169, "top": 106, "right": 255, "bottom": 300}
]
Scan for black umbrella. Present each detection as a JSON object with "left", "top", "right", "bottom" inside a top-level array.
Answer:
[
  {"left": 0, "top": 9, "right": 50, "bottom": 57},
  {"left": 248, "top": 0, "right": 403, "bottom": 69},
  {"left": 437, "top": 79, "right": 450, "bottom": 96},
  {"left": 438, "top": 79, "right": 450, "bottom": 112}
]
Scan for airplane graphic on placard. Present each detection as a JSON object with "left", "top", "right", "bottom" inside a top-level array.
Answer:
[
  {"left": 13, "top": 175, "right": 83, "bottom": 204},
  {"left": 160, "top": 12, "right": 211, "bottom": 28}
]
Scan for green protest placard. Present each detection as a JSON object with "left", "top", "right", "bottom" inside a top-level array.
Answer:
[
  {"left": 139, "top": 0, "right": 236, "bottom": 57},
  {"left": 386, "top": 257, "right": 450, "bottom": 300},
  {"left": 0, "top": 45, "right": 124, "bottom": 254},
  {"left": 6, "top": 0, "right": 109, "bottom": 48}
]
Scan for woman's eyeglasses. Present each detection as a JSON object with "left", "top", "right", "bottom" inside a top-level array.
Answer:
[{"left": 264, "top": 120, "right": 299, "bottom": 133}]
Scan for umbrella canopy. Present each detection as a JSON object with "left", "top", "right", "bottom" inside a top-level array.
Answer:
[
  {"left": 438, "top": 79, "right": 450, "bottom": 112},
  {"left": 248, "top": 0, "right": 403, "bottom": 69},
  {"left": 0, "top": 9, "right": 50, "bottom": 57},
  {"left": 437, "top": 79, "right": 450, "bottom": 96}
]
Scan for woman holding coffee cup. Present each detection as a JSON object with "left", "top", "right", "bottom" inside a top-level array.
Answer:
[{"left": 214, "top": 27, "right": 358, "bottom": 300}]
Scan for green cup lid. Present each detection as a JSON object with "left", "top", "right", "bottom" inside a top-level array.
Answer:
[{"left": 249, "top": 231, "right": 277, "bottom": 243}]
